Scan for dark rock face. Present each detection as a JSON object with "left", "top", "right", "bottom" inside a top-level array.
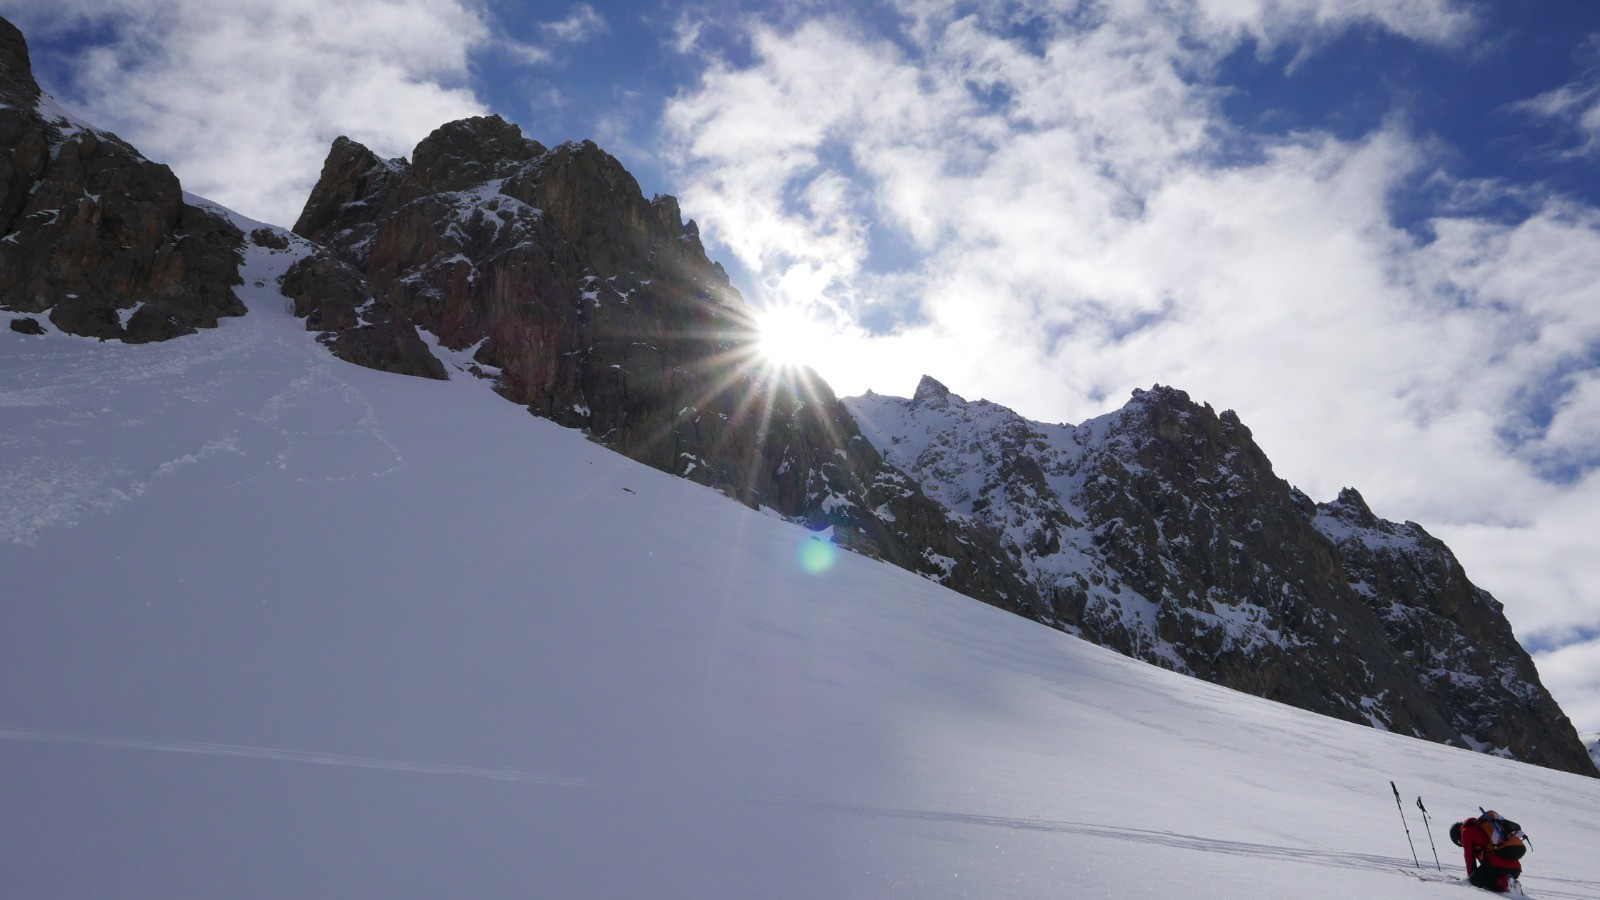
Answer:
[
  {"left": 295, "top": 117, "right": 1039, "bottom": 613},
  {"left": 1071, "top": 389, "right": 1400, "bottom": 712},
  {"left": 1310, "top": 488, "right": 1596, "bottom": 774},
  {"left": 276, "top": 246, "right": 446, "bottom": 380},
  {"left": 846, "top": 383, "right": 1597, "bottom": 776},
  {"left": 1, "top": 15, "right": 44, "bottom": 223},
  {"left": 1, "top": 14, "right": 440, "bottom": 378},
  {"left": 0, "top": 16, "right": 245, "bottom": 342}
]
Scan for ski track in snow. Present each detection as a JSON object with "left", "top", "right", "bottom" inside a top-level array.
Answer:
[
  {"left": 0, "top": 725, "right": 1416, "bottom": 865},
  {"left": 5, "top": 724, "right": 1595, "bottom": 898},
  {"left": 0, "top": 726, "right": 585, "bottom": 789}
]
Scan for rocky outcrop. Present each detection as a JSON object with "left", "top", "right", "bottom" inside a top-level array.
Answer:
[
  {"left": 846, "top": 381, "right": 1598, "bottom": 776},
  {"left": 295, "top": 117, "right": 1040, "bottom": 614},
  {"left": 1, "top": 14, "right": 442, "bottom": 379},
  {"left": 277, "top": 249, "right": 446, "bottom": 380},
  {"left": 1, "top": 14, "right": 43, "bottom": 221},
  {"left": 0, "top": 16, "right": 245, "bottom": 342},
  {"left": 1309, "top": 488, "right": 1595, "bottom": 774}
]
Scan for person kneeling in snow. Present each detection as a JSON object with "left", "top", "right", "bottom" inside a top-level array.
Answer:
[{"left": 1450, "top": 810, "right": 1526, "bottom": 893}]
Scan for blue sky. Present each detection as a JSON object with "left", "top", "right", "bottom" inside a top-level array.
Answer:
[{"left": 5, "top": 0, "right": 1600, "bottom": 736}]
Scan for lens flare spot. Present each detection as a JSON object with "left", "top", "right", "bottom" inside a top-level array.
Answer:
[{"left": 798, "top": 532, "right": 837, "bottom": 574}]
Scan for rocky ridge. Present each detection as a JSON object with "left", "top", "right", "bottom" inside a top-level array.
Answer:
[
  {"left": 0, "top": 17, "right": 439, "bottom": 375},
  {"left": 844, "top": 378, "right": 1596, "bottom": 775},
  {"left": 293, "top": 116, "right": 1041, "bottom": 613},
  {"left": 1308, "top": 488, "right": 1586, "bottom": 766},
  {"left": 0, "top": 18, "right": 242, "bottom": 342}
]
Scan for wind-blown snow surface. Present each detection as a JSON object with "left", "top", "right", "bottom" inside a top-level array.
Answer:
[{"left": 3, "top": 220, "right": 1599, "bottom": 898}]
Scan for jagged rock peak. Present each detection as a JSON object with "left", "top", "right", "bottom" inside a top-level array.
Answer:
[
  {"left": 294, "top": 123, "right": 726, "bottom": 294},
  {"left": 412, "top": 114, "right": 546, "bottom": 190},
  {"left": 912, "top": 375, "right": 961, "bottom": 406},
  {"left": 649, "top": 193, "right": 699, "bottom": 241},
  {"left": 1126, "top": 384, "right": 1234, "bottom": 426},
  {"left": 0, "top": 15, "right": 37, "bottom": 104},
  {"left": 847, "top": 375, "right": 1599, "bottom": 776},
  {"left": 650, "top": 192, "right": 683, "bottom": 220},
  {"left": 1130, "top": 383, "right": 1186, "bottom": 401},
  {"left": 1112, "top": 383, "right": 1265, "bottom": 456},
  {"left": 291, "top": 135, "right": 404, "bottom": 238},
  {"left": 1327, "top": 486, "right": 1379, "bottom": 526}
]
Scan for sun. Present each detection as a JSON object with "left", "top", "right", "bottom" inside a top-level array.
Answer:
[{"left": 755, "top": 304, "right": 828, "bottom": 369}]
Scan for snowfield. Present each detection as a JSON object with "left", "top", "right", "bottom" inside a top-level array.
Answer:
[{"left": 3, "top": 215, "right": 1599, "bottom": 898}]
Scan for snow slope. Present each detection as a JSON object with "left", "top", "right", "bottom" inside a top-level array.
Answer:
[{"left": 3, "top": 216, "right": 1599, "bottom": 898}]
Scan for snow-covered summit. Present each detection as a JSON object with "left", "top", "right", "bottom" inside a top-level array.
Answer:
[
  {"left": 845, "top": 380, "right": 1596, "bottom": 775},
  {"left": 1308, "top": 484, "right": 1566, "bottom": 761}
]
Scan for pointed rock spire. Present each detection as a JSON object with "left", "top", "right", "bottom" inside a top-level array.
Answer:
[
  {"left": 912, "top": 375, "right": 961, "bottom": 407},
  {"left": 0, "top": 16, "right": 39, "bottom": 105},
  {"left": 1331, "top": 487, "right": 1379, "bottom": 527}
]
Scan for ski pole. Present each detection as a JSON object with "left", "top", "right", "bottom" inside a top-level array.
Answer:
[
  {"left": 1391, "top": 781, "right": 1419, "bottom": 867},
  {"left": 1417, "top": 796, "right": 1441, "bottom": 871}
]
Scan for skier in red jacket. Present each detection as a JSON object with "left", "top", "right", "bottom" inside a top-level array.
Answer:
[{"left": 1450, "top": 813, "right": 1524, "bottom": 893}]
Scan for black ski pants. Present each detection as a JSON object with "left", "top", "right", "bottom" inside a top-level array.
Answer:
[{"left": 1468, "top": 861, "right": 1519, "bottom": 892}]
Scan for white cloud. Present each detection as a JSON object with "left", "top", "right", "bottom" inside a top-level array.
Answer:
[
  {"left": 671, "top": 13, "right": 705, "bottom": 55},
  {"left": 1512, "top": 77, "right": 1600, "bottom": 160},
  {"left": 1534, "top": 636, "right": 1600, "bottom": 736},
  {"left": 3, "top": 0, "right": 493, "bottom": 226},
  {"left": 1540, "top": 372, "right": 1600, "bottom": 463},
  {"left": 1186, "top": 0, "right": 1473, "bottom": 48},
  {"left": 663, "top": 0, "right": 1600, "bottom": 718},
  {"left": 505, "top": 3, "right": 610, "bottom": 65},
  {"left": 538, "top": 3, "right": 607, "bottom": 43}
]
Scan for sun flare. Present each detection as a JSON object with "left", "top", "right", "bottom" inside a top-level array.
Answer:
[{"left": 755, "top": 304, "right": 828, "bottom": 369}]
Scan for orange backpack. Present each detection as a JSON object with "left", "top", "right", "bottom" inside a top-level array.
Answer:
[{"left": 1478, "top": 811, "right": 1529, "bottom": 861}]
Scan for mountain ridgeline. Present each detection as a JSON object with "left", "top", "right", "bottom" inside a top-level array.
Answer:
[
  {"left": 1, "top": 15, "right": 1591, "bottom": 777},
  {"left": 288, "top": 116, "right": 1038, "bottom": 611},
  {"left": 846, "top": 379, "right": 1594, "bottom": 774}
]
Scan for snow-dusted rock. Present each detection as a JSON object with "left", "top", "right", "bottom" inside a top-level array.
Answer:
[
  {"left": 0, "top": 17, "right": 244, "bottom": 343},
  {"left": 0, "top": 14, "right": 439, "bottom": 381},
  {"left": 1310, "top": 487, "right": 1591, "bottom": 773},
  {"left": 845, "top": 380, "right": 1596, "bottom": 776},
  {"left": 294, "top": 115, "right": 1041, "bottom": 617}
]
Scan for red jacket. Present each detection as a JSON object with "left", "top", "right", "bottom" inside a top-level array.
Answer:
[{"left": 1460, "top": 818, "right": 1523, "bottom": 875}]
